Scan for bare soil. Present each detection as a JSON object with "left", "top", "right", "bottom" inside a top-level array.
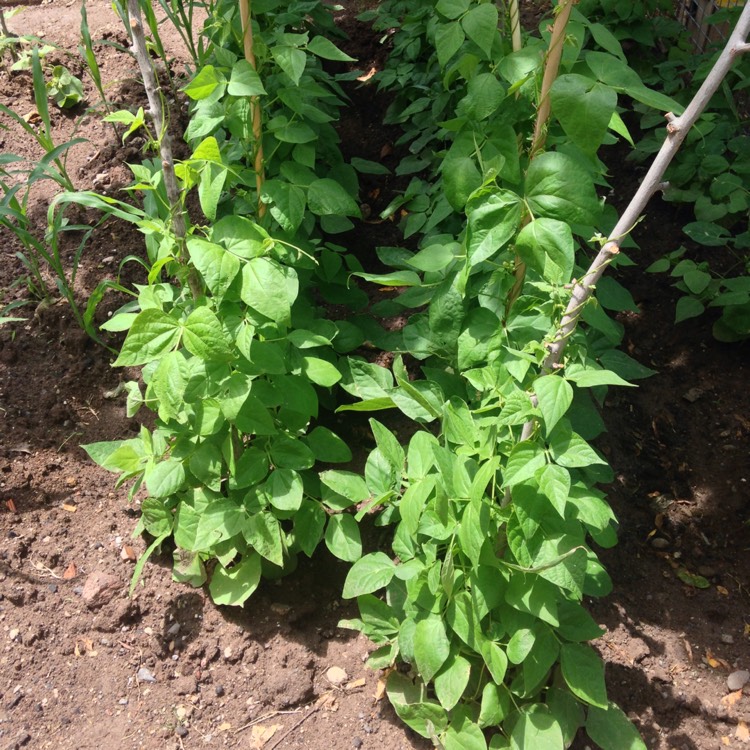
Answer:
[{"left": 0, "top": 3, "right": 748, "bottom": 750}]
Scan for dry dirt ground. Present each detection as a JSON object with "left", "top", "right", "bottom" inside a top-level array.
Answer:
[{"left": 0, "top": 3, "right": 748, "bottom": 750}]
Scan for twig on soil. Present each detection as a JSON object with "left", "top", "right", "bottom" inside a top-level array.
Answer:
[
  {"left": 232, "top": 708, "right": 302, "bottom": 736},
  {"left": 263, "top": 692, "right": 335, "bottom": 750}
]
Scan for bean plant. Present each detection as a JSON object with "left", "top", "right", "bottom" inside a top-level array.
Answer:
[{"left": 6, "top": 0, "right": 744, "bottom": 748}]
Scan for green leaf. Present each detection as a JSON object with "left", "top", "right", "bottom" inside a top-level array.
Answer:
[
  {"left": 510, "top": 705, "right": 564, "bottom": 750},
  {"left": 461, "top": 72, "right": 505, "bottom": 121},
  {"left": 244, "top": 512, "right": 284, "bottom": 566},
  {"left": 537, "top": 465, "right": 570, "bottom": 518},
  {"left": 266, "top": 468, "right": 304, "bottom": 512},
  {"left": 434, "top": 652, "right": 472, "bottom": 710},
  {"left": 183, "top": 64, "right": 221, "bottom": 100},
  {"left": 505, "top": 574, "right": 559, "bottom": 627},
  {"left": 294, "top": 500, "right": 326, "bottom": 557},
  {"left": 304, "top": 426, "right": 352, "bottom": 463},
  {"left": 227, "top": 60, "right": 266, "bottom": 97},
  {"left": 482, "top": 641, "right": 508, "bottom": 684},
  {"left": 435, "top": 22, "right": 465, "bottom": 67},
  {"left": 675, "top": 296, "right": 705, "bottom": 322},
  {"left": 187, "top": 237, "right": 240, "bottom": 299},
  {"left": 503, "top": 441, "right": 547, "bottom": 487},
  {"left": 320, "top": 470, "right": 370, "bottom": 503},
  {"left": 208, "top": 553, "right": 262, "bottom": 606},
  {"left": 183, "top": 307, "right": 233, "bottom": 361},
  {"left": 466, "top": 189, "right": 523, "bottom": 266},
  {"left": 436, "top": 0, "right": 469, "bottom": 19},
  {"left": 548, "top": 423, "right": 608, "bottom": 469},
  {"left": 302, "top": 356, "right": 341, "bottom": 387},
  {"left": 443, "top": 156, "right": 481, "bottom": 211},
  {"left": 241, "top": 258, "right": 297, "bottom": 327},
  {"left": 141, "top": 498, "right": 174, "bottom": 537},
  {"left": 113, "top": 309, "right": 181, "bottom": 366},
  {"left": 566, "top": 369, "right": 634, "bottom": 388},
  {"left": 325, "top": 514, "right": 362, "bottom": 562},
  {"left": 342, "top": 552, "right": 396, "bottom": 598},
  {"left": 507, "top": 627, "right": 536, "bottom": 664},
  {"left": 586, "top": 702, "right": 647, "bottom": 750},
  {"left": 271, "top": 45, "right": 307, "bottom": 85},
  {"left": 145, "top": 459, "right": 185, "bottom": 498},
  {"left": 307, "top": 36, "right": 356, "bottom": 62},
  {"left": 534, "top": 375, "right": 573, "bottom": 435},
  {"left": 444, "top": 718, "right": 488, "bottom": 750},
  {"left": 525, "top": 152, "right": 600, "bottom": 225},
  {"left": 560, "top": 643, "right": 608, "bottom": 708},
  {"left": 261, "top": 180, "right": 306, "bottom": 234},
  {"left": 461, "top": 3, "right": 498, "bottom": 58},
  {"left": 550, "top": 75, "right": 616, "bottom": 153},
  {"left": 413, "top": 616, "right": 451, "bottom": 682},
  {"left": 516, "top": 218, "right": 575, "bottom": 285},
  {"left": 307, "top": 178, "right": 361, "bottom": 217}
]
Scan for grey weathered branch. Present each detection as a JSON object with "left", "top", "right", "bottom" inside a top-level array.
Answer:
[
  {"left": 511, "top": 4, "right": 750, "bottom": 454},
  {"left": 126, "top": 0, "right": 187, "bottom": 248},
  {"left": 543, "top": 1, "right": 750, "bottom": 374}
]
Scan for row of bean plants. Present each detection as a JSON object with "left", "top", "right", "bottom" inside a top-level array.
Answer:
[{"left": 35, "top": 0, "right": 746, "bottom": 747}]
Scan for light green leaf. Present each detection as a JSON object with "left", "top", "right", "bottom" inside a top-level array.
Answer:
[
  {"left": 145, "top": 459, "right": 185, "bottom": 498},
  {"left": 560, "top": 643, "right": 608, "bottom": 708},
  {"left": 413, "top": 616, "right": 451, "bottom": 682},
  {"left": 537, "top": 464, "right": 571, "bottom": 518},
  {"left": 461, "top": 3, "right": 498, "bottom": 58},
  {"left": 434, "top": 652, "right": 472, "bottom": 711},
  {"left": 307, "top": 178, "right": 361, "bottom": 217},
  {"left": 516, "top": 218, "right": 575, "bottom": 285},
  {"left": 325, "top": 513, "right": 362, "bottom": 562},
  {"left": 586, "top": 702, "right": 647, "bottom": 750},
  {"left": 266, "top": 468, "right": 304, "bottom": 512},
  {"left": 510, "top": 705, "right": 564, "bottom": 750},
  {"left": 525, "top": 152, "right": 600, "bottom": 226},
  {"left": 307, "top": 36, "right": 356, "bottom": 62},
  {"left": 294, "top": 500, "right": 326, "bottom": 557},
  {"left": 241, "top": 258, "right": 297, "bottom": 326},
  {"left": 271, "top": 45, "right": 306, "bottom": 85},
  {"left": 183, "top": 64, "right": 221, "bottom": 100},
  {"left": 208, "top": 553, "right": 261, "bottom": 606},
  {"left": 228, "top": 59, "right": 266, "bottom": 97},
  {"left": 503, "top": 441, "right": 547, "bottom": 487},
  {"left": 342, "top": 552, "right": 396, "bottom": 598},
  {"left": 183, "top": 307, "right": 233, "bottom": 361},
  {"left": 435, "top": 22, "right": 465, "bottom": 67},
  {"left": 550, "top": 74, "right": 616, "bottom": 153},
  {"left": 302, "top": 356, "right": 341, "bottom": 387},
  {"left": 534, "top": 375, "right": 573, "bottom": 435},
  {"left": 548, "top": 423, "right": 608, "bottom": 468},
  {"left": 113, "top": 309, "right": 181, "bottom": 366}
]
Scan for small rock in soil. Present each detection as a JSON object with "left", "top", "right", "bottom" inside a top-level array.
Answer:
[
  {"left": 137, "top": 667, "right": 156, "bottom": 683},
  {"left": 175, "top": 726, "right": 188, "bottom": 738},
  {"left": 47, "top": 583, "right": 58, "bottom": 594},
  {"left": 650, "top": 537, "right": 670, "bottom": 550},
  {"left": 215, "top": 685, "right": 225, "bottom": 697},
  {"left": 81, "top": 571, "right": 121, "bottom": 609},
  {"left": 326, "top": 666, "right": 348, "bottom": 686},
  {"left": 727, "top": 670, "right": 750, "bottom": 691},
  {"left": 5, "top": 731, "right": 31, "bottom": 750},
  {"left": 721, "top": 634, "right": 734, "bottom": 644},
  {"left": 353, "top": 739, "right": 363, "bottom": 749},
  {"left": 174, "top": 676, "right": 197, "bottom": 695}
]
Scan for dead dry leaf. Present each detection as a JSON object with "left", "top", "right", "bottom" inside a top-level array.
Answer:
[
  {"left": 356, "top": 66, "right": 377, "bottom": 82},
  {"left": 374, "top": 677, "right": 387, "bottom": 701},
  {"left": 217, "top": 722, "right": 231, "bottom": 732},
  {"left": 120, "top": 545, "right": 137, "bottom": 562},
  {"left": 5, "top": 499, "right": 17, "bottom": 513},
  {"left": 683, "top": 638, "right": 693, "bottom": 662},
  {"left": 737, "top": 721, "right": 750, "bottom": 742},
  {"left": 250, "top": 723, "right": 281, "bottom": 749},
  {"left": 722, "top": 690, "right": 743, "bottom": 708},
  {"left": 717, "top": 585, "right": 730, "bottom": 596},
  {"left": 705, "top": 649, "right": 722, "bottom": 669},
  {"left": 74, "top": 638, "right": 97, "bottom": 657},
  {"left": 723, "top": 736, "right": 731, "bottom": 746},
  {"left": 345, "top": 678, "right": 366, "bottom": 691},
  {"left": 62, "top": 562, "right": 77, "bottom": 580},
  {"left": 62, "top": 503, "right": 77, "bottom": 513}
]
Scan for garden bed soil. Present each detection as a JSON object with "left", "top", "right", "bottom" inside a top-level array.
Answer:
[{"left": 0, "top": 3, "right": 748, "bottom": 750}]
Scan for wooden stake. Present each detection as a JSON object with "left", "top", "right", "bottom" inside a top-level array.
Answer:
[{"left": 238, "top": 0, "right": 266, "bottom": 219}]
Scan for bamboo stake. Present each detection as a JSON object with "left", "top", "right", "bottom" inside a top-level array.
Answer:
[
  {"left": 505, "top": 0, "right": 578, "bottom": 321},
  {"left": 238, "top": 0, "right": 266, "bottom": 219},
  {"left": 508, "top": 0, "right": 522, "bottom": 53}
]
